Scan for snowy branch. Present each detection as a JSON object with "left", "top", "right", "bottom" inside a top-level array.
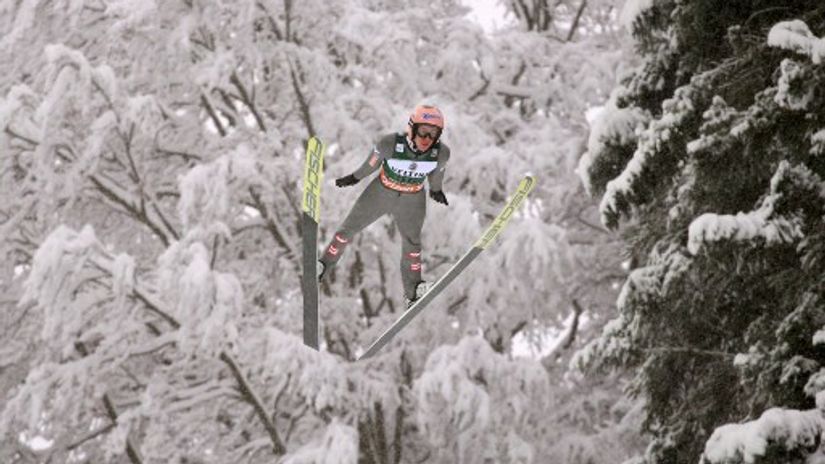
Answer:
[
  {"left": 702, "top": 408, "right": 824, "bottom": 463},
  {"left": 230, "top": 71, "right": 267, "bottom": 132},
  {"left": 687, "top": 161, "right": 824, "bottom": 254},
  {"left": 75, "top": 341, "right": 144, "bottom": 464},
  {"left": 90, "top": 173, "right": 178, "bottom": 246},
  {"left": 247, "top": 186, "right": 299, "bottom": 271},
  {"left": 89, "top": 252, "right": 288, "bottom": 456}
]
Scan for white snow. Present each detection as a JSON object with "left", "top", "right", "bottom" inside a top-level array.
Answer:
[
  {"left": 512, "top": 311, "right": 591, "bottom": 359},
  {"left": 0, "top": 85, "right": 36, "bottom": 131},
  {"left": 20, "top": 224, "right": 99, "bottom": 310},
  {"left": 19, "top": 432, "right": 53, "bottom": 451},
  {"left": 570, "top": 314, "right": 632, "bottom": 372},
  {"left": 702, "top": 408, "right": 823, "bottom": 463},
  {"left": 282, "top": 419, "right": 358, "bottom": 464},
  {"left": 600, "top": 84, "right": 697, "bottom": 226},
  {"left": 687, "top": 209, "right": 802, "bottom": 255},
  {"left": 0, "top": 0, "right": 38, "bottom": 49},
  {"left": 578, "top": 103, "right": 649, "bottom": 194},
  {"left": 685, "top": 96, "right": 739, "bottom": 155},
  {"left": 462, "top": 0, "right": 515, "bottom": 33},
  {"left": 811, "top": 128, "right": 825, "bottom": 156},
  {"left": 767, "top": 20, "right": 825, "bottom": 64},
  {"left": 774, "top": 58, "right": 814, "bottom": 111},
  {"left": 110, "top": 252, "right": 136, "bottom": 304},
  {"left": 733, "top": 346, "right": 765, "bottom": 370},
  {"left": 177, "top": 144, "right": 258, "bottom": 230},
  {"left": 814, "top": 329, "right": 825, "bottom": 346},
  {"left": 733, "top": 353, "right": 751, "bottom": 367},
  {"left": 619, "top": 0, "right": 655, "bottom": 29},
  {"left": 804, "top": 368, "right": 825, "bottom": 398},
  {"left": 686, "top": 160, "right": 824, "bottom": 254}
]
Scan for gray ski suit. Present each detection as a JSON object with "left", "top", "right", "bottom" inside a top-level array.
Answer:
[{"left": 320, "top": 132, "right": 450, "bottom": 299}]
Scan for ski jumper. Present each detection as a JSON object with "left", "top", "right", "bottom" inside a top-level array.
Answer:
[{"left": 320, "top": 133, "right": 451, "bottom": 299}]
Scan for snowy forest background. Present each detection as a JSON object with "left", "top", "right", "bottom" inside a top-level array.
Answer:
[{"left": 2, "top": 0, "right": 825, "bottom": 462}]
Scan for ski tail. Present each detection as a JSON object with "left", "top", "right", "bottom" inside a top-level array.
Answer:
[
  {"left": 302, "top": 136, "right": 325, "bottom": 350},
  {"left": 358, "top": 175, "right": 536, "bottom": 360}
]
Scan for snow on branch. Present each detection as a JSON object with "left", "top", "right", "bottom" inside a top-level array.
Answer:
[
  {"left": 573, "top": 244, "right": 691, "bottom": 371},
  {"left": 20, "top": 225, "right": 103, "bottom": 344},
  {"left": 37, "top": 44, "right": 96, "bottom": 123},
  {"left": 687, "top": 161, "right": 825, "bottom": 255},
  {"left": 774, "top": 58, "right": 815, "bottom": 111},
  {"left": 768, "top": 161, "right": 825, "bottom": 204},
  {"left": 156, "top": 238, "right": 241, "bottom": 356},
  {"left": 415, "top": 341, "right": 493, "bottom": 445},
  {"left": 687, "top": 210, "right": 801, "bottom": 255},
  {"left": 599, "top": 81, "right": 707, "bottom": 228},
  {"left": 618, "top": 0, "right": 655, "bottom": 30},
  {"left": 804, "top": 369, "right": 825, "bottom": 398},
  {"left": 0, "top": 85, "right": 38, "bottom": 138},
  {"left": 767, "top": 20, "right": 825, "bottom": 64},
  {"left": 812, "top": 129, "right": 825, "bottom": 156},
  {"left": 413, "top": 334, "right": 548, "bottom": 461},
  {"left": 177, "top": 144, "right": 259, "bottom": 232},
  {"left": 685, "top": 96, "right": 739, "bottom": 156},
  {"left": 0, "top": 0, "right": 39, "bottom": 50},
  {"left": 578, "top": 100, "right": 650, "bottom": 196},
  {"left": 571, "top": 313, "right": 634, "bottom": 373},
  {"left": 281, "top": 419, "right": 358, "bottom": 464},
  {"left": 701, "top": 408, "right": 824, "bottom": 464}
]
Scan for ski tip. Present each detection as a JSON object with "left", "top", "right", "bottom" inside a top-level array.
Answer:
[{"left": 520, "top": 174, "right": 537, "bottom": 191}]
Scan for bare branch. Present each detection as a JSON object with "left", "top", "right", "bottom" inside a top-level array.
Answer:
[
  {"left": 219, "top": 352, "right": 287, "bottom": 455},
  {"left": 230, "top": 71, "right": 267, "bottom": 132},
  {"left": 560, "top": 299, "right": 584, "bottom": 350},
  {"left": 201, "top": 93, "right": 228, "bottom": 137},
  {"left": 566, "top": 1, "right": 587, "bottom": 42},
  {"left": 642, "top": 346, "right": 736, "bottom": 359},
  {"left": 257, "top": 1, "right": 284, "bottom": 41},
  {"left": 66, "top": 423, "right": 116, "bottom": 451}
]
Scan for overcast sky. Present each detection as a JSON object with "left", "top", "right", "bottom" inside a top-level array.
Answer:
[{"left": 463, "top": 0, "right": 513, "bottom": 32}]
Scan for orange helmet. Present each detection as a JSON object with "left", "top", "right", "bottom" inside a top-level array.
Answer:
[
  {"left": 409, "top": 105, "right": 444, "bottom": 129},
  {"left": 407, "top": 105, "right": 444, "bottom": 143}
]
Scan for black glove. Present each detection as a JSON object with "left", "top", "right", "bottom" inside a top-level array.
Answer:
[
  {"left": 430, "top": 190, "right": 448, "bottom": 205},
  {"left": 335, "top": 174, "right": 359, "bottom": 187}
]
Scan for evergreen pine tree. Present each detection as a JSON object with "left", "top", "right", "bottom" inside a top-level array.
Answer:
[{"left": 578, "top": 1, "right": 825, "bottom": 462}]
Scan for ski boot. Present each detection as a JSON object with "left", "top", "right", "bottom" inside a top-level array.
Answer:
[{"left": 405, "top": 281, "right": 430, "bottom": 309}]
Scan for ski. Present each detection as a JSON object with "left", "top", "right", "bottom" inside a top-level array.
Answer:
[
  {"left": 358, "top": 175, "right": 537, "bottom": 360},
  {"left": 301, "top": 136, "right": 325, "bottom": 350}
]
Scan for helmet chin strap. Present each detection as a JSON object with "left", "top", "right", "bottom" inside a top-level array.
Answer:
[
  {"left": 406, "top": 133, "right": 437, "bottom": 154},
  {"left": 406, "top": 134, "right": 424, "bottom": 153}
]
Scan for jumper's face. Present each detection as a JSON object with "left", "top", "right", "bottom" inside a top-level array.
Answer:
[{"left": 414, "top": 124, "right": 440, "bottom": 151}]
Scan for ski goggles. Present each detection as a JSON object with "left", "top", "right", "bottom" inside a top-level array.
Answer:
[{"left": 414, "top": 124, "right": 441, "bottom": 141}]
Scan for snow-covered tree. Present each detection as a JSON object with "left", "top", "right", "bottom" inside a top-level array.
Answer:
[
  {"left": 1, "top": 0, "right": 640, "bottom": 462},
  {"left": 577, "top": 0, "right": 825, "bottom": 462}
]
